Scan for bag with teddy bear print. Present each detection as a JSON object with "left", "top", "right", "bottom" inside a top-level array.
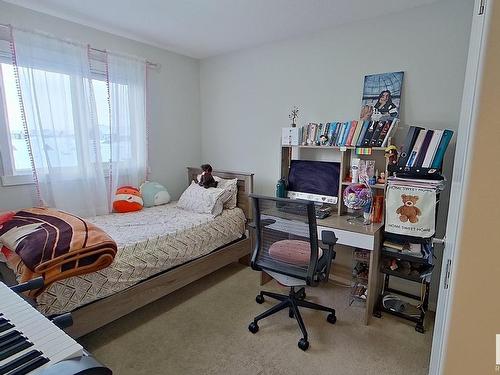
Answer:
[{"left": 385, "top": 183, "right": 437, "bottom": 238}]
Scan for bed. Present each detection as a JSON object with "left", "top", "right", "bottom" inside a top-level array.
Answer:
[{"left": 0, "top": 167, "right": 253, "bottom": 338}]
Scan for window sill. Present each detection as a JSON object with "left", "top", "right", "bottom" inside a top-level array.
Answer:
[{"left": 1, "top": 174, "right": 34, "bottom": 186}]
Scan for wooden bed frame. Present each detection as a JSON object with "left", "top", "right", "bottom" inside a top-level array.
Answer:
[{"left": 64, "top": 167, "right": 254, "bottom": 338}]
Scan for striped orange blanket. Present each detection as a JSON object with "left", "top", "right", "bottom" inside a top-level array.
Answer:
[{"left": 0, "top": 207, "right": 117, "bottom": 297}]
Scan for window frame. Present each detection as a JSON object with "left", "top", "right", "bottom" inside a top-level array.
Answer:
[{"left": 0, "top": 50, "right": 117, "bottom": 186}]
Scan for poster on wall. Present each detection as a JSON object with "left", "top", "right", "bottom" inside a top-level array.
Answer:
[{"left": 360, "top": 71, "right": 404, "bottom": 122}]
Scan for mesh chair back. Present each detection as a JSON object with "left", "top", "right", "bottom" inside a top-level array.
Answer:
[{"left": 250, "top": 195, "right": 319, "bottom": 285}]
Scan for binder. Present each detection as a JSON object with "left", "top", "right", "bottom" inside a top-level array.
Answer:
[
  {"left": 342, "top": 121, "right": 351, "bottom": 146},
  {"left": 431, "top": 129, "right": 454, "bottom": 168},
  {"left": 381, "top": 119, "right": 399, "bottom": 147},
  {"left": 375, "top": 120, "right": 392, "bottom": 147},
  {"left": 406, "top": 130, "right": 427, "bottom": 167},
  {"left": 422, "top": 129, "right": 443, "bottom": 167},
  {"left": 362, "top": 121, "right": 377, "bottom": 146},
  {"left": 414, "top": 130, "right": 434, "bottom": 167},
  {"left": 327, "top": 122, "right": 337, "bottom": 146},
  {"left": 369, "top": 121, "right": 385, "bottom": 147},
  {"left": 398, "top": 126, "right": 424, "bottom": 166}
]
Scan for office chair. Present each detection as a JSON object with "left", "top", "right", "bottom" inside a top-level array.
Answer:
[{"left": 247, "top": 195, "right": 338, "bottom": 351}]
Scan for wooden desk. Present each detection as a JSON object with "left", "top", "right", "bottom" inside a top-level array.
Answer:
[{"left": 317, "top": 215, "right": 383, "bottom": 325}]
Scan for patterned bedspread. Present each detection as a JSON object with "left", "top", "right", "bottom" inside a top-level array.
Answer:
[{"left": 33, "top": 204, "right": 246, "bottom": 315}]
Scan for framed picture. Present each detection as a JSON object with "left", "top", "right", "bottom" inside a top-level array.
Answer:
[{"left": 360, "top": 71, "right": 404, "bottom": 122}]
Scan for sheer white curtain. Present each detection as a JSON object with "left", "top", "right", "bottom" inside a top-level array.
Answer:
[
  {"left": 10, "top": 28, "right": 148, "bottom": 216},
  {"left": 107, "top": 53, "right": 147, "bottom": 198},
  {"left": 12, "top": 28, "right": 109, "bottom": 216}
]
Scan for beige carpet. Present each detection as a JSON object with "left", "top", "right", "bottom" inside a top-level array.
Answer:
[{"left": 80, "top": 263, "right": 433, "bottom": 375}]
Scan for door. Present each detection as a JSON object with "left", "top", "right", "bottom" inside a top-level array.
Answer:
[{"left": 429, "top": 0, "right": 490, "bottom": 373}]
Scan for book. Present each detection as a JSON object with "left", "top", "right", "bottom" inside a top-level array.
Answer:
[
  {"left": 375, "top": 120, "right": 391, "bottom": 147},
  {"left": 341, "top": 121, "right": 351, "bottom": 146},
  {"left": 406, "top": 129, "right": 427, "bottom": 167},
  {"left": 337, "top": 122, "right": 346, "bottom": 146},
  {"left": 398, "top": 126, "right": 424, "bottom": 166},
  {"left": 332, "top": 122, "right": 342, "bottom": 145},
  {"left": 351, "top": 119, "right": 364, "bottom": 147},
  {"left": 381, "top": 119, "right": 399, "bottom": 147},
  {"left": 316, "top": 123, "right": 324, "bottom": 144},
  {"left": 327, "top": 122, "right": 338, "bottom": 146},
  {"left": 422, "top": 129, "right": 443, "bottom": 167},
  {"left": 371, "top": 195, "right": 384, "bottom": 223},
  {"left": 414, "top": 130, "right": 434, "bottom": 167},
  {"left": 362, "top": 121, "right": 376, "bottom": 147},
  {"left": 431, "top": 129, "right": 454, "bottom": 168},
  {"left": 359, "top": 159, "right": 375, "bottom": 182},
  {"left": 369, "top": 121, "right": 385, "bottom": 147},
  {"left": 346, "top": 121, "right": 358, "bottom": 146},
  {"left": 356, "top": 121, "right": 370, "bottom": 147}
]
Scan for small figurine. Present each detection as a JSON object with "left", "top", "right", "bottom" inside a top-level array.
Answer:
[
  {"left": 377, "top": 171, "right": 386, "bottom": 184},
  {"left": 319, "top": 134, "right": 329, "bottom": 145},
  {"left": 385, "top": 145, "right": 398, "bottom": 166}
]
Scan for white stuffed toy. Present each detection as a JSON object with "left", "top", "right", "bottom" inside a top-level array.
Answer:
[{"left": 140, "top": 181, "right": 171, "bottom": 207}]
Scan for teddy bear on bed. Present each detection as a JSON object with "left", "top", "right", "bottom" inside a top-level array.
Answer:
[
  {"left": 198, "top": 164, "right": 218, "bottom": 189},
  {"left": 396, "top": 194, "right": 421, "bottom": 223}
]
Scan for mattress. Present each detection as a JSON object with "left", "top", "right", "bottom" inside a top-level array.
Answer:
[{"left": 26, "top": 203, "right": 246, "bottom": 316}]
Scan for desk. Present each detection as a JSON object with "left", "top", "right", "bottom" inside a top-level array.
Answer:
[
  {"left": 258, "top": 214, "right": 383, "bottom": 325},
  {"left": 317, "top": 215, "right": 383, "bottom": 325}
]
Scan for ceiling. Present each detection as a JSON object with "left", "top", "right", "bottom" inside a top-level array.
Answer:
[{"left": 5, "top": 0, "right": 440, "bottom": 59}]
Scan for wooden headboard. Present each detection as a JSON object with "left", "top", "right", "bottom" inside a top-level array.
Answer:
[{"left": 187, "top": 167, "right": 254, "bottom": 219}]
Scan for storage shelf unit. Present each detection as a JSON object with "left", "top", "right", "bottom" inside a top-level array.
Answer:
[{"left": 281, "top": 144, "right": 390, "bottom": 216}]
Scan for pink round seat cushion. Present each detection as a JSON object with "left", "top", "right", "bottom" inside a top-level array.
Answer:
[{"left": 268, "top": 240, "right": 322, "bottom": 266}]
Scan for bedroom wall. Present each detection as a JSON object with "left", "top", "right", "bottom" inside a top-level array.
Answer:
[
  {"left": 199, "top": 0, "right": 474, "bottom": 308},
  {"left": 0, "top": 0, "right": 201, "bottom": 210}
]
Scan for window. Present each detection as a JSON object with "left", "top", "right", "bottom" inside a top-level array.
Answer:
[{"left": 0, "top": 63, "right": 114, "bottom": 179}]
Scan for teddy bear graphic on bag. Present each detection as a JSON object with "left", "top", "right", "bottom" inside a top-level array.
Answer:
[{"left": 396, "top": 194, "right": 422, "bottom": 224}]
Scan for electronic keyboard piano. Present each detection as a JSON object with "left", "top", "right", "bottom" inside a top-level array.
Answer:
[{"left": 0, "top": 282, "right": 111, "bottom": 375}]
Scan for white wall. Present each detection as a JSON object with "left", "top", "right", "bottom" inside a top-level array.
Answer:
[
  {"left": 0, "top": 0, "right": 201, "bottom": 210},
  {"left": 200, "top": 0, "right": 474, "bottom": 307}
]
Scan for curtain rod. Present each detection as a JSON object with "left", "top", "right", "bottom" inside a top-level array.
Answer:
[
  {"left": 0, "top": 24, "right": 160, "bottom": 70},
  {"left": 89, "top": 46, "right": 160, "bottom": 69}
]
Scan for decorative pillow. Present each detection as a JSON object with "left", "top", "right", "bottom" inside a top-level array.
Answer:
[
  {"left": 269, "top": 240, "right": 323, "bottom": 266},
  {"left": 113, "top": 186, "right": 144, "bottom": 213},
  {"left": 177, "top": 181, "right": 226, "bottom": 217},
  {"left": 214, "top": 177, "right": 238, "bottom": 209},
  {"left": 140, "top": 181, "right": 171, "bottom": 207}
]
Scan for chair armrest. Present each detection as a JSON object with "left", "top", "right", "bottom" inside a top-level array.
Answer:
[{"left": 321, "top": 230, "right": 338, "bottom": 246}]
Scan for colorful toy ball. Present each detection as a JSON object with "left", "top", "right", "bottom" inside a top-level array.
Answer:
[
  {"left": 113, "top": 186, "right": 143, "bottom": 213},
  {"left": 140, "top": 181, "right": 170, "bottom": 207}
]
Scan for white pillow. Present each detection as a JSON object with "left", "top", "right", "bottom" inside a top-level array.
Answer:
[
  {"left": 214, "top": 177, "right": 238, "bottom": 209},
  {"left": 177, "top": 181, "right": 226, "bottom": 217}
]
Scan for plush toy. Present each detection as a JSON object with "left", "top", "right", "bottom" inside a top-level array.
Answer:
[
  {"left": 396, "top": 194, "right": 421, "bottom": 223},
  {"left": 385, "top": 145, "right": 399, "bottom": 166},
  {"left": 140, "top": 181, "right": 170, "bottom": 207},
  {"left": 198, "top": 164, "right": 218, "bottom": 189},
  {"left": 113, "top": 186, "right": 143, "bottom": 213}
]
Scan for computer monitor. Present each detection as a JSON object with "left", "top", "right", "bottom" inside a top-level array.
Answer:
[{"left": 287, "top": 160, "right": 340, "bottom": 204}]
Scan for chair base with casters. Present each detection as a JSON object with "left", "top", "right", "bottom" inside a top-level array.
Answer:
[{"left": 248, "top": 282, "right": 336, "bottom": 351}]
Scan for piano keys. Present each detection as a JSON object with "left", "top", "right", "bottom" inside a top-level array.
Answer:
[{"left": 0, "top": 282, "right": 83, "bottom": 375}]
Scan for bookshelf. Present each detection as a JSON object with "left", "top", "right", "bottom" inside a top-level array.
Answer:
[{"left": 281, "top": 144, "right": 390, "bottom": 217}]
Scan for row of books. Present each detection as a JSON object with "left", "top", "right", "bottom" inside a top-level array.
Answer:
[
  {"left": 398, "top": 126, "right": 454, "bottom": 169},
  {"left": 301, "top": 119, "right": 398, "bottom": 148}
]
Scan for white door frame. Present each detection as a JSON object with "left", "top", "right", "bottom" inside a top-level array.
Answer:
[{"left": 429, "top": 0, "right": 491, "bottom": 373}]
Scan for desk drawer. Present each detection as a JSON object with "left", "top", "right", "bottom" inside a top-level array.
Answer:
[{"left": 317, "top": 226, "right": 374, "bottom": 251}]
